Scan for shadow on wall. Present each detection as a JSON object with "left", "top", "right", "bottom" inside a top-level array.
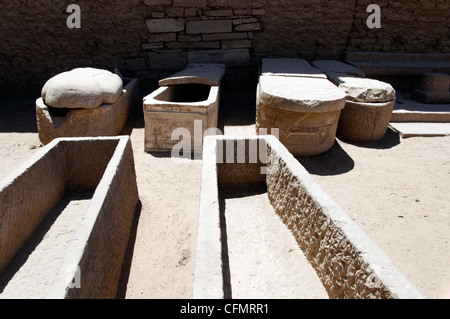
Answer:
[{"left": 0, "top": 96, "right": 38, "bottom": 133}]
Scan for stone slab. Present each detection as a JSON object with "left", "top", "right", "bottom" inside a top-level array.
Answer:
[
  {"left": 389, "top": 122, "right": 450, "bottom": 138},
  {"left": 345, "top": 52, "right": 450, "bottom": 76},
  {"left": 158, "top": 63, "right": 226, "bottom": 86},
  {"left": 420, "top": 73, "right": 450, "bottom": 93},
  {"left": 311, "top": 60, "right": 366, "bottom": 77},
  {"left": 391, "top": 94, "right": 450, "bottom": 122},
  {"left": 257, "top": 76, "right": 346, "bottom": 113},
  {"left": 329, "top": 75, "right": 396, "bottom": 103},
  {"left": 261, "top": 58, "right": 327, "bottom": 78},
  {"left": 412, "top": 90, "right": 450, "bottom": 104}
]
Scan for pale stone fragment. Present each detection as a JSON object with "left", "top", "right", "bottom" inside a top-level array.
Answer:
[
  {"left": 330, "top": 75, "right": 396, "bottom": 103},
  {"left": 146, "top": 18, "right": 185, "bottom": 33},
  {"left": 41, "top": 68, "right": 123, "bottom": 109}
]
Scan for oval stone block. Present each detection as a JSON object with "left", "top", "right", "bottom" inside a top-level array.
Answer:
[{"left": 41, "top": 68, "right": 123, "bottom": 109}]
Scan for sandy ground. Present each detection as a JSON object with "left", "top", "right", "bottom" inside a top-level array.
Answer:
[
  {"left": 0, "top": 92, "right": 449, "bottom": 299},
  {"left": 222, "top": 188, "right": 328, "bottom": 299}
]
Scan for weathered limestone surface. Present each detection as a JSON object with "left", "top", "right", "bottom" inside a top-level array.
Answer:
[
  {"left": 159, "top": 63, "right": 226, "bottom": 86},
  {"left": 256, "top": 74, "right": 346, "bottom": 156},
  {"left": 312, "top": 60, "right": 366, "bottom": 78},
  {"left": 0, "top": 137, "right": 139, "bottom": 299},
  {"left": 194, "top": 135, "right": 424, "bottom": 299},
  {"left": 330, "top": 76, "right": 396, "bottom": 142},
  {"left": 257, "top": 76, "right": 346, "bottom": 112},
  {"left": 41, "top": 68, "right": 123, "bottom": 109},
  {"left": 329, "top": 76, "right": 396, "bottom": 103},
  {"left": 37, "top": 78, "right": 140, "bottom": 145}
]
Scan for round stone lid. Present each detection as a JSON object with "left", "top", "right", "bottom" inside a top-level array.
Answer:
[
  {"left": 41, "top": 68, "right": 123, "bottom": 109},
  {"left": 328, "top": 75, "right": 396, "bottom": 103},
  {"left": 258, "top": 76, "right": 346, "bottom": 113}
]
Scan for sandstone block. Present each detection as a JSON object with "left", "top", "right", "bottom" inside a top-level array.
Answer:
[
  {"left": 148, "top": 50, "right": 187, "bottom": 70},
  {"left": 412, "top": 73, "right": 450, "bottom": 104},
  {"left": 186, "top": 19, "right": 232, "bottom": 34},
  {"left": 202, "top": 32, "right": 248, "bottom": 41},
  {"left": 330, "top": 75, "right": 396, "bottom": 103},
  {"left": 311, "top": 60, "right": 366, "bottom": 77},
  {"left": 234, "top": 23, "right": 261, "bottom": 32},
  {"left": 221, "top": 39, "right": 252, "bottom": 49},
  {"left": 421, "top": 73, "right": 450, "bottom": 93},
  {"left": 146, "top": 18, "right": 185, "bottom": 33}
]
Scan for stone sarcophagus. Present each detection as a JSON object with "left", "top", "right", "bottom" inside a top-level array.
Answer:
[
  {"left": 143, "top": 63, "right": 225, "bottom": 153},
  {"left": 256, "top": 59, "right": 346, "bottom": 157},
  {"left": 36, "top": 68, "right": 140, "bottom": 145}
]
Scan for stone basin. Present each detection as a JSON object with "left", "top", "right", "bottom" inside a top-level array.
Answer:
[
  {"left": 193, "top": 135, "right": 423, "bottom": 299},
  {"left": 0, "top": 136, "right": 139, "bottom": 299}
]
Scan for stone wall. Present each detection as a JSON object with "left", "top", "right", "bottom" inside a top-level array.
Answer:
[{"left": 0, "top": 0, "right": 448, "bottom": 95}]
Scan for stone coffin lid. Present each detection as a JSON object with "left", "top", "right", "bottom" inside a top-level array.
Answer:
[
  {"left": 258, "top": 76, "right": 346, "bottom": 113},
  {"left": 261, "top": 58, "right": 327, "bottom": 79},
  {"left": 158, "top": 63, "right": 226, "bottom": 87},
  {"left": 41, "top": 68, "right": 123, "bottom": 109},
  {"left": 311, "top": 60, "right": 366, "bottom": 78},
  {"left": 328, "top": 75, "right": 396, "bottom": 103}
]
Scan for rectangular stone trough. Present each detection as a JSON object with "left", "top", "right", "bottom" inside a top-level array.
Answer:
[
  {"left": 193, "top": 135, "right": 423, "bottom": 299},
  {"left": 143, "top": 63, "right": 225, "bottom": 153},
  {"left": 36, "top": 77, "right": 140, "bottom": 145},
  {"left": 0, "top": 136, "right": 139, "bottom": 299}
]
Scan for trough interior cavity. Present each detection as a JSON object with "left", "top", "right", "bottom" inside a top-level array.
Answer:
[
  {"left": 219, "top": 184, "right": 329, "bottom": 299},
  {"left": 0, "top": 190, "right": 94, "bottom": 299},
  {"left": 0, "top": 138, "right": 121, "bottom": 296},
  {"left": 161, "top": 84, "right": 211, "bottom": 103}
]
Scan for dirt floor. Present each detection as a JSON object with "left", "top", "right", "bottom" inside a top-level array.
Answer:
[{"left": 0, "top": 91, "right": 449, "bottom": 299}]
